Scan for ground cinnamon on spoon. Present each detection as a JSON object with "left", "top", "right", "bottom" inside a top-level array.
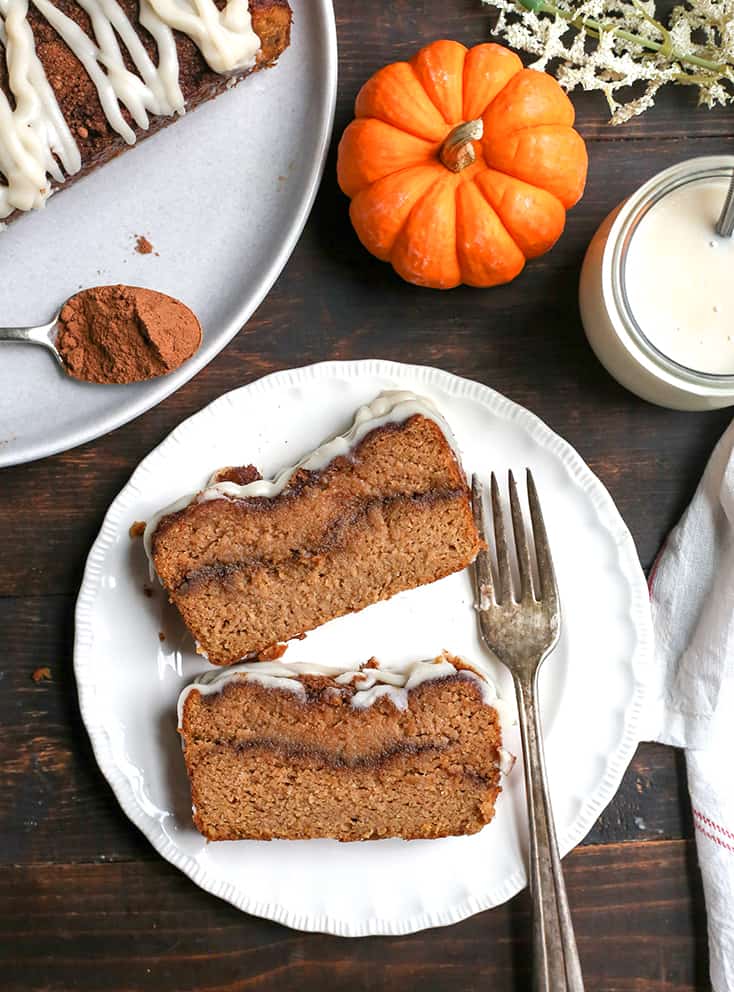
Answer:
[{"left": 56, "top": 284, "right": 202, "bottom": 385}]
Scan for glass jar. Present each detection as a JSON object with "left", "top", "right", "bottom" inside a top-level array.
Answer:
[{"left": 579, "top": 156, "right": 734, "bottom": 411}]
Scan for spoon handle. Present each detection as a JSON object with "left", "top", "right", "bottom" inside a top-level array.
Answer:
[
  {"left": 0, "top": 326, "right": 47, "bottom": 343},
  {"left": 0, "top": 324, "right": 62, "bottom": 364},
  {"left": 716, "top": 170, "right": 734, "bottom": 238}
]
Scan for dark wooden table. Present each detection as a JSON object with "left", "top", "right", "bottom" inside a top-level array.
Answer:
[{"left": 3, "top": 2, "right": 731, "bottom": 989}]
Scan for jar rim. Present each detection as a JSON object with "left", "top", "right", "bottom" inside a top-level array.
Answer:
[{"left": 611, "top": 158, "right": 734, "bottom": 387}]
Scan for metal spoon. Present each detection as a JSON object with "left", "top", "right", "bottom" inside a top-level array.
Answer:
[
  {"left": 0, "top": 312, "right": 65, "bottom": 368},
  {"left": 0, "top": 286, "right": 202, "bottom": 384},
  {"left": 715, "top": 169, "right": 734, "bottom": 237}
]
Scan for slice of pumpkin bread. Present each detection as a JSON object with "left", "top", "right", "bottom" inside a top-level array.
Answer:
[
  {"left": 146, "top": 392, "right": 482, "bottom": 665},
  {"left": 178, "top": 653, "right": 507, "bottom": 841}
]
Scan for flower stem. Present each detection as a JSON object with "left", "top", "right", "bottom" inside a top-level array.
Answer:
[{"left": 517, "top": 0, "right": 730, "bottom": 74}]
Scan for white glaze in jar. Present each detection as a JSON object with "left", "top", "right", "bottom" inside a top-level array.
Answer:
[{"left": 579, "top": 156, "right": 734, "bottom": 411}]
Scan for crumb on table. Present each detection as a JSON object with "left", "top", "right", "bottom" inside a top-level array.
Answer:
[{"left": 31, "top": 667, "right": 52, "bottom": 683}]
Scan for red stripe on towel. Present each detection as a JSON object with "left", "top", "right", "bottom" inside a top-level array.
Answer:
[
  {"left": 695, "top": 822, "right": 734, "bottom": 854},
  {"left": 694, "top": 808, "right": 734, "bottom": 843}
]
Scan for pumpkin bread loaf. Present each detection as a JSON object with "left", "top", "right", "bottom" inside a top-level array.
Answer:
[
  {"left": 146, "top": 391, "right": 483, "bottom": 666},
  {"left": 0, "top": 0, "right": 291, "bottom": 223},
  {"left": 178, "top": 654, "right": 506, "bottom": 841}
]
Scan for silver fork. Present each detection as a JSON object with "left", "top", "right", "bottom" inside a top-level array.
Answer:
[{"left": 472, "top": 470, "right": 584, "bottom": 992}]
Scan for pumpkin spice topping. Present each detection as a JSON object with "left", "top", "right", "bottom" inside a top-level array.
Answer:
[{"left": 55, "top": 285, "right": 202, "bottom": 385}]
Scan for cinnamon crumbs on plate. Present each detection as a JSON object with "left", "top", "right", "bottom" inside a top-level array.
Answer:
[
  {"left": 256, "top": 642, "right": 288, "bottom": 662},
  {"left": 134, "top": 236, "right": 154, "bottom": 255}
]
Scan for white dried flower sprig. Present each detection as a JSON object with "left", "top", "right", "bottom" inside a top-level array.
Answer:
[{"left": 482, "top": 0, "right": 734, "bottom": 123}]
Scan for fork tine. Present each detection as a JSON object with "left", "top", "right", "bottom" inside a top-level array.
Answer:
[
  {"left": 471, "top": 475, "right": 495, "bottom": 608},
  {"left": 526, "top": 469, "right": 558, "bottom": 608},
  {"left": 508, "top": 470, "right": 534, "bottom": 603},
  {"left": 490, "top": 472, "right": 512, "bottom": 604}
]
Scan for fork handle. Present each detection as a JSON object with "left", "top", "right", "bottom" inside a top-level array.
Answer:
[{"left": 515, "top": 674, "right": 585, "bottom": 992}]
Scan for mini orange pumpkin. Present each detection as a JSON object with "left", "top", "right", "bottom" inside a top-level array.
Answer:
[{"left": 337, "top": 40, "right": 588, "bottom": 290}]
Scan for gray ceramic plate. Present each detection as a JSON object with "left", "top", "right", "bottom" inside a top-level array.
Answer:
[{"left": 0, "top": 0, "right": 337, "bottom": 467}]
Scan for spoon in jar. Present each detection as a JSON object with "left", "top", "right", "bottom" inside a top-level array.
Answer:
[
  {"left": 0, "top": 285, "right": 202, "bottom": 384},
  {"left": 715, "top": 169, "right": 734, "bottom": 237}
]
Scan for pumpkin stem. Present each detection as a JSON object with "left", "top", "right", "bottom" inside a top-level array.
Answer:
[{"left": 439, "top": 119, "right": 484, "bottom": 173}]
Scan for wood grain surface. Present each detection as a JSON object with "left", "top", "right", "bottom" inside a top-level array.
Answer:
[{"left": 2, "top": 1, "right": 728, "bottom": 988}]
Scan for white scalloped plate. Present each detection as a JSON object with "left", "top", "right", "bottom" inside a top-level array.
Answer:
[
  {"left": 0, "top": 0, "right": 337, "bottom": 467},
  {"left": 74, "top": 360, "right": 653, "bottom": 936}
]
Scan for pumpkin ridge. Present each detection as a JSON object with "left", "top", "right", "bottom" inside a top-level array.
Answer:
[
  {"left": 387, "top": 171, "right": 449, "bottom": 268},
  {"left": 484, "top": 121, "right": 577, "bottom": 138},
  {"left": 336, "top": 118, "right": 439, "bottom": 199},
  {"left": 483, "top": 124, "right": 587, "bottom": 208},
  {"left": 481, "top": 68, "right": 576, "bottom": 137},
  {"left": 477, "top": 169, "right": 566, "bottom": 259},
  {"left": 481, "top": 158, "right": 570, "bottom": 215},
  {"left": 405, "top": 62, "right": 447, "bottom": 125},
  {"left": 408, "top": 60, "right": 450, "bottom": 126},
  {"left": 462, "top": 43, "right": 523, "bottom": 122},
  {"left": 467, "top": 177, "right": 521, "bottom": 256},
  {"left": 454, "top": 180, "right": 525, "bottom": 287},
  {"left": 477, "top": 157, "right": 563, "bottom": 202},
  {"left": 390, "top": 172, "right": 462, "bottom": 288},
  {"left": 471, "top": 154, "right": 538, "bottom": 193},
  {"left": 354, "top": 62, "right": 450, "bottom": 142},
  {"left": 350, "top": 163, "right": 445, "bottom": 263},
  {"left": 411, "top": 41, "right": 467, "bottom": 127},
  {"left": 454, "top": 181, "right": 474, "bottom": 286}
]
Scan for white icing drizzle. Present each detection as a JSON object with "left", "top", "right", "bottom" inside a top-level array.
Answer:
[
  {"left": 177, "top": 653, "right": 507, "bottom": 727},
  {"left": 146, "top": 0, "right": 260, "bottom": 75},
  {"left": 0, "top": 0, "right": 81, "bottom": 216},
  {"left": 32, "top": 0, "right": 183, "bottom": 145},
  {"left": 0, "top": 0, "right": 260, "bottom": 216},
  {"left": 143, "top": 390, "right": 461, "bottom": 564}
]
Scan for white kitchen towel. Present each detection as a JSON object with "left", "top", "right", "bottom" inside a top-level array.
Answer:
[{"left": 648, "top": 418, "right": 734, "bottom": 992}]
